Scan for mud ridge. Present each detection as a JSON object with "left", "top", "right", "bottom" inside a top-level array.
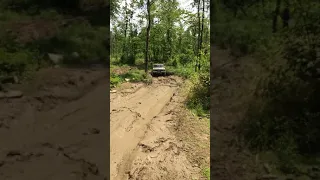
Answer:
[{"left": 40, "top": 142, "right": 103, "bottom": 179}]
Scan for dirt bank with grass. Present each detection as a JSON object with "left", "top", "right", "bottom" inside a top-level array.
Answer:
[
  {"left": 110, "top": 76, "right": 210, "bottom": 180},
  {"left": 211, "top": 46, "right": 320, "bottom": 180}
]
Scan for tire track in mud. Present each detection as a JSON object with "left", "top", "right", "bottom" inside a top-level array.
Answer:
[{"left": 110, "top": 77, "right": 200, "bottom": 180}]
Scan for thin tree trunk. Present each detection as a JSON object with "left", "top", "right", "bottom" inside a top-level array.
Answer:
[
  {"left": 272, "top": 0, "right": 281, "bottom": 33},
  {"left": 211, "top": 0, "right": 219, "bottom": 22},
  {"left": 282, "top": 1, "right": 290, "bottom": 29},
  {"left": 123, "top": 1, "right": 129, "bottom": 55},
  {"left": 199, "top": 0, "right": 205, "bottom": 71},
  {"left": 145, "top": 0, "right": 151, "bottom": 73},
  {"left": 196, "top": 0, "right": 201, "bottom": 72}
]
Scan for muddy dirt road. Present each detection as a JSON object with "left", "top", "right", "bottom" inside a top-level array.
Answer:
[
  {"left": 0, "top": 67, "right": 206, "bottom": 180},
  {"left": 110, "top": 77, "right": 201, "bottom": 180},
  {"left": 0, "top": 68, "right": 109, "bottom": 180}
]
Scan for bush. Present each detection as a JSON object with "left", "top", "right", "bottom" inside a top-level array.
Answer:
[
  {"left": 212, "top": 20, "right": 272, "bottom": 56},
  {"left": 120, "top": 69, "right": 145, "bottom": 82},
  {"left": 243, "top": 21, "right": 320, "bottom": 157},
  {"left": 120, "top": 53, "right": 136, "bottom": 65},
  {"left": 186, "top": 72, "right": 210, "bottom": 116},
  {"left": 0, "top": 48, "right": 36, "bottom": 76},
  {"left": 110, "top": 73, "right": 123, "bottom": 88},
  {"left": 36, "top": 22, "right": 109, "bottom": 65},
  {"left": 110, "top": 69, "right": 151, "bottom": 88}
]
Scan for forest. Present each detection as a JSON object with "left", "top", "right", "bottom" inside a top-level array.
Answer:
[
  {"left": 0, "top": 0, "right": 109, "bottom": 85},
  {"left": 111, "top": 0, "right": 210, "bottom": 116},
  {"left": 211, "top": 0, "right": 320, "bottom": 176}
]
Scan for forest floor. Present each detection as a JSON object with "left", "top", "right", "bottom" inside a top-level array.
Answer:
[
  {"left": 211, "top": 47, "right": 320, "bottom": 180},
  {"left": 110, "top": 75, "right": 210, "bottom": 180}
]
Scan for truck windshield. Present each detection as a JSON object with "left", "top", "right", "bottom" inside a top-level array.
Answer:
[{"left": 154, "top": 64, "right": 163, "bottom": 68}]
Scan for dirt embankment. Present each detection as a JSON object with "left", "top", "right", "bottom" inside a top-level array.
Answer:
[
  {"left": 211, "top": 47, "right": 320, "bottom": 180},
  {"left": 110, "top": 76, "right": 210, "bottom": 180},
  {"left": 210, "top": 47, "right": 264, "bottom": 180},
  {"left": 0, "top": 67, "right": 109, "bottom": 180}
]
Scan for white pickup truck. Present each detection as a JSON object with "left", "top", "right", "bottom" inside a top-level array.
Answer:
[{"left": 151, "top": 64, "right": 166, "bottom": 76}]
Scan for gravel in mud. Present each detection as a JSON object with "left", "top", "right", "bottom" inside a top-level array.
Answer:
[
  {"left": 110, "top": 76, "right": 201, "bottom": 180},
  {"left": 0, "top": 67, "right": 109, "bottom": 180}
]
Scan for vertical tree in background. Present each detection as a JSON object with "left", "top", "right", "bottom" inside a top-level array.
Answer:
[
  {"left": 196, "top": 0, "right": 201, "bottom": 71},
  {"left": 272, "top": 0, "right": 281, "bottom": 33},
  {"left": 194, "top": 0, "right": 207, "bottom": 71},
  {"left": 145, "top": 0, "right": 151, "bottom": 72}
]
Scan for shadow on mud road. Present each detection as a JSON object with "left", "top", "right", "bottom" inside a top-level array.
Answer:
[{"left": 150, "top": 71, "right": 174, "bottom": 77}]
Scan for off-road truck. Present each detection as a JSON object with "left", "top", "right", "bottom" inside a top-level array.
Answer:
[{"left": 151, "top": 64, "right": 166, "bottom": 76}]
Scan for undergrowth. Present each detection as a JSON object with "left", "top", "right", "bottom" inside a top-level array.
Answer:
[
  {"left": 0, "top": 4, "right": 109, "bottom": 80},
  {"left": 110, "top": 69, "right": 152, "bottom": 88},
  {"left": 212, "top": 2, "right": 320, "bottom": 173}
]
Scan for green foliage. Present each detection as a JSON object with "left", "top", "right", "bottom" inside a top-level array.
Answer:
[
  {"left": 110, "top": 72, "right": 123, "bottom": 88},
  {"left": 212, "top": 0, "right": 320, "bottom": 171},
  {"left": 212, "top": 20, "right": 272, "bottom": 56},
  {"left": 202, "top": 167, "right": 210, "bottom": 180},
  {"left": 38, "top": 9, "right": 63, "bottom": 20},
  {"left": 120, "top": 53, "right": 136, "bottom": 65},
  {"left": 178, "top": 51, "right": 195, "bottom": 66},
  {"left": 110, "top": 69, "right": 152, "bottom": 88},
  {"left": 186, "top": 71, "right": 210, "bottom": 116},
  {"left": 0, "top": 10, "right": 30, "bottom": 21},
  {"left": 111, "top": 0, "right": 210, "bottom": 118},
  {"left": 0, "top": 0, "right": 110, "bottom": 78},
  {"left": 120, "top": 69, "right": 146, "bottom": 82},
  {"left": 37, "top": 23, "right": 109, "bottom": 65},
  {"left": 0, "top": 48, "right": 36, "bottom": 77},
  {"left": 166, "top": 64, "right": 194, "bottom": 78}
]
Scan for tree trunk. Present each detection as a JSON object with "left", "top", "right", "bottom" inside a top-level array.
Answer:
[
  {"left": 199, "top": 0, "right": 205, "bottom": 71},
  {"left": 211, "top": 0, "right": 219, "bottom": 22},
  {"left": 196, "top": 0, "right": 201, "bottom": 72},
  {"left": 281, "top": 2, "right": 290, "bottom": 29},
  {"left": 123, "top": 1, "right": 129, "bottom": 55},
  {"left": 145, "top": 0, "right": 151, "bottom": 73},
  {"left": 272, "top": 0, "right": 281, "bottom": 33}
]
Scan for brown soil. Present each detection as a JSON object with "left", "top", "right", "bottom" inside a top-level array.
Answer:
[
  {"left": 110, "top": 76, "right": 210, "bottom": 180},
  {"left": 0, "top": 67, "right": 210, "bottom": 180},
  {"left": 210, "top": 47, "right": 265, "bottom": 180},
  {"left": 4, "top": 17, "right": 87, "bottom": 43},
  {"left": 0, "top": 67, "right": 109, "bottom": 179}
]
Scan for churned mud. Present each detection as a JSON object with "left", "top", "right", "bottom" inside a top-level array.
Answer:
[
  {"left": 0, "top": 67, "right": 109, "bottom": 180},
  {"left": 110, "top": 76, "right": 206, "bottom": 180},
  {"left": 0, "top": 67, "right": 209, "bottom": 180}
]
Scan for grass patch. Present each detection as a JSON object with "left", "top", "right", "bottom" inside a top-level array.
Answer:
[
  {"left": 186, "top": 72, "right": 210, "bottom": 117},
  {"left": 110, "top": 73, "right": 123, "bottom": 88},
  {"left": 110, "top": 68, "right": 152, "bottom": 88},
  {"left": 202, "top": 167, "right": 210, "bottom": 180},
  {"left": 166, "top": 65, "right": 195, "bottom": 78},
  {"left": 120, "top": 69, "right": 145, "bottom": 82}
]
